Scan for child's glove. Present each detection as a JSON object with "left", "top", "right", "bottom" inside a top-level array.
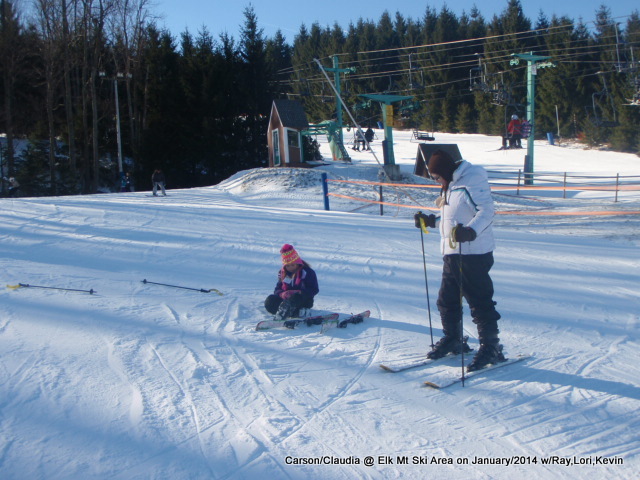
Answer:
[{"left": 280, "top": 290, "right": 301, "bottom": 300}]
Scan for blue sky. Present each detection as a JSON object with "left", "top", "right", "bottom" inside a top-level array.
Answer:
[{"left": 156, "top": 0, "right": 638, "bottom": 42}]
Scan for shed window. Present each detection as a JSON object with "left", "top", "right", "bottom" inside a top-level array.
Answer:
[{"left": 287, "top": 130, "right": 300, "bottom": 148}]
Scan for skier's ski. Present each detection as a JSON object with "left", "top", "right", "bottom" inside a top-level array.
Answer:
[
  {"left": 380, "top": 357, "right": 433, "bottom": 372},
  {"left": 423, "top": 354, "right": 531, "bottom": 389},
  {"left": 380, "top": 352, "right": 468, "bottom": 373},
  {"left": 255, "top": 313, "right": 338, "bottom": 331},
  {"left": 380, "top": 337, "right": 472, "bottom": 372},
  {"left": 321, "top": 310, "right": 370, "bottom": 333}
]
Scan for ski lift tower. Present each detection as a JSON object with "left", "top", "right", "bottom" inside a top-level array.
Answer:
[
  {"left": 360, "top": 93, "right": 413, "bottom": 180},
  {"left": 510, "top": 52, "right": 553, "bottom": 185},
  {"left": 321, "top": 56, "right": 355, "bottom": 149}
]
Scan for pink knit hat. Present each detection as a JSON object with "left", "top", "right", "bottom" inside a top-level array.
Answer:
[{"left": 280, "top": 244, "right": 303, "bottom": 265}]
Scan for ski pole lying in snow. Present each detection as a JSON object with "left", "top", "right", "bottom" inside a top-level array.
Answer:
[
  {"left": 141, "top": 279, "right": 223, "bottom": 295},
  {"left": 7, "top": 283, "right": 96, "bottom": 294}
]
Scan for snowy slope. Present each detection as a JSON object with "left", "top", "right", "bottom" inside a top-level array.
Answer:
[{"left": 0, "top": 131, "right": 639, "bottom": 479}]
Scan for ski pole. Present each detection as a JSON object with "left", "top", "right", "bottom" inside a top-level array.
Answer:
[
  {"left": 458, "top": 239, "right": 466, "bottom": 388},
  {"left": 7, "top": 283, "right": 95, "bottom": 294},
  {"left": 417, "top": 212, "right": 435, "bottom": 349},
  {"left": 141, "top": 279, "right": 223, "bottom": 295}
]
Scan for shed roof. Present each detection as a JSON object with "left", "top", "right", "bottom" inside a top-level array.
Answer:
[{"left": 272, "top": 99, "right": 309, "bottom": 129}]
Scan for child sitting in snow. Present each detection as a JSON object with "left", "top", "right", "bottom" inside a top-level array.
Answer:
[{"left": 264, "top": 244, "right": 319, "bottom": 320}]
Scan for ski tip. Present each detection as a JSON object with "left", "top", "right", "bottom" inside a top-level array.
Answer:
[
  {"left": 423, "top": 381, "right": 441, "bottom": 389},
  {"left": 379, "top": 364, "right": 397, "bottom": 373}
]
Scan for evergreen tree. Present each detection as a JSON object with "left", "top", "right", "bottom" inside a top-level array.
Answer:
[
  {"left": 483, "top": 0, "right": 532, "bottom": 136},
  {"left": 426, "top": 6, "right": 462, "bottom": 131},
  {"left": 610, "top": 12, "right": 640, "bottom": 152},
  {"left": 266, "top": 29, "right": 292, "bottom": 98},
  {"left": 138, "top": 27, "right": 187, "bottom": 186},
  {"left": 537, "top": 16, "right": 587, "bottom": 139},
  {"left": 455, "top": 102, "right": 475, "bottom": 132},
  {"left": 238, "top": 5, "right": 272, "bottom": 169},
  {"left": 376, "top": 11, "right": 403, "bottom": 95},
  {"left": 587, "top": 6, "right": 622, "bottom": 144}
]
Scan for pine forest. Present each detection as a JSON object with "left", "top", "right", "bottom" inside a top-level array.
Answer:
[{"left": 0, "top": 0, "right": 639, "bottom": 196}]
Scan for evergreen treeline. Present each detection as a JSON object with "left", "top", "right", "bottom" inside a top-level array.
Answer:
[{"left": 0, "top": 1, "right": 638, "bottom": 196}]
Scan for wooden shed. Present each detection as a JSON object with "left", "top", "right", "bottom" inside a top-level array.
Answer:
[
  {"left": 414, "top": 143, "right": 462, "bottom": 178},
  {"left": 267, "top": 99, "right": 310, "bottom": 168}
]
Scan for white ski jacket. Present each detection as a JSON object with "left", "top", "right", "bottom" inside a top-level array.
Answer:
[{"left": 438, "top": 160, "right": 496, "bottom": 255}]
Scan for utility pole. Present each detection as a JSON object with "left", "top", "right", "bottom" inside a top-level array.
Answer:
[
  {"left": 99, "top": 71, "right": 131, "bottom": 176},
  {"left": 511, "top": 52, "right": 553, "bottom": 185}
]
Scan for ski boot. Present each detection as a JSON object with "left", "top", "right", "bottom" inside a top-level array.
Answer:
[
  {"left": 274, "top": 300, "right": 296, "bottom": 321},
  {"left": 427, "top": 335, "right": 472, "bottom": 360},
  {"left": 466, "top": 343, "right": 506, "bottom": 372}
]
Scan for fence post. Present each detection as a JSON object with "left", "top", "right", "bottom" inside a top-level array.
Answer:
[
  {"left": 321, "top": 173, "right": 330, "bottom": 211},
  {"left": 615, "top": 173, "right": 619, "bottom": 203},
  {"left": 517, "top": 169, "right": 522, "bottom": 195},
  {"left": 379, "top": 185, "right": 384, "bottom": 216}
]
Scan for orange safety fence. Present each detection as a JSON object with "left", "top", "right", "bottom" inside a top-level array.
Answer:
[
  {"left": 326, "top": 192, "right": 640, "bottom": 216},
  {"left": 325, "top": 178, "right": 640, "bottom": 191}
]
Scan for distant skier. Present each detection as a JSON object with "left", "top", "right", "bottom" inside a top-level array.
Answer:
[
  {"left": 265, "top": 244, "right": 319, "bottom": 321},
  {"left": 121, "top": 172, "right": 134, "bottom": 192},
  {"left": 364, "top": 127, "right": 375, "bottom": 149},
  {"left": 152, "top": 169, "right": 167, "bottom": 196},
  {"left": 3, "top": 176, "right": 20, "bottom": 197},
  {"left": 414, "top": 150, "right": 505, "bottom": 372},
  {"left": 353, "top": 129, "right": 365, "bottom": 151},
  {"left": 507, "top": 114, "right": 523, "bottom": 148}
]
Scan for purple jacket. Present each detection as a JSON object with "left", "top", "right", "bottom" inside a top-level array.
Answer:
[{"left": 274, "top": 265, "right": 319, "bottom": 298}]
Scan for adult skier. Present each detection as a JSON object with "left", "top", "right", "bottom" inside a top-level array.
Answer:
[
  {"left": 152, "top": 169, "right": 167, "bottom": 196},
  {"left": 507, "top": 114, "right": 523, "bottom": 148},
  {"left": 414, "top": 150, "right": 505, "bottom": 372}
]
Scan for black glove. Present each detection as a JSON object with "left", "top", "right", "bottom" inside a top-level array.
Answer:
[
  {"left": 414, "top": 212, "right": 436, "bottom": 229},
  {"left": 453, "top": 224, "right": 476, "bottom": 243}
]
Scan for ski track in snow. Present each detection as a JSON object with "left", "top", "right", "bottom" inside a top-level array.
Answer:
[{"left": 177, "top": 295, "right": 388, "bottom": 479}]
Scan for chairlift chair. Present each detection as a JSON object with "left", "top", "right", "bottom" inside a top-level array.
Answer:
[
  {"left": 588, "top": 73, "right": 619, "bottom": 127},
  {"left": 623, "top": 73, "right": 640, "bottom": 106},
  {"left": 469, "top": 54, "right": 489, "bottom": 92},
  {"left": 298, "top": 78, "right": 311, "bottom": 97},
  {"left": 385, "top": 75, "right": 401, "bottom": 94},
  {"left": 320, "top": 83, "right": 333, "bottom": 103},
  {"left": 408, "top": 54, "right": 424, "bottom": 90}
]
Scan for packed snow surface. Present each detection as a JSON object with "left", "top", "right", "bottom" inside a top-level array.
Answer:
[{"left": 1, "top": 130, "right": 639, "bottom": 479}]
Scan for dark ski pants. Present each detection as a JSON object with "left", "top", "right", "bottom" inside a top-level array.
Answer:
[
  {"left": 264, "top": 293, "right": 314, "bottom": 316},
  {"left": 437, "top": 252, "right": 501, "bottom": 339}
]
